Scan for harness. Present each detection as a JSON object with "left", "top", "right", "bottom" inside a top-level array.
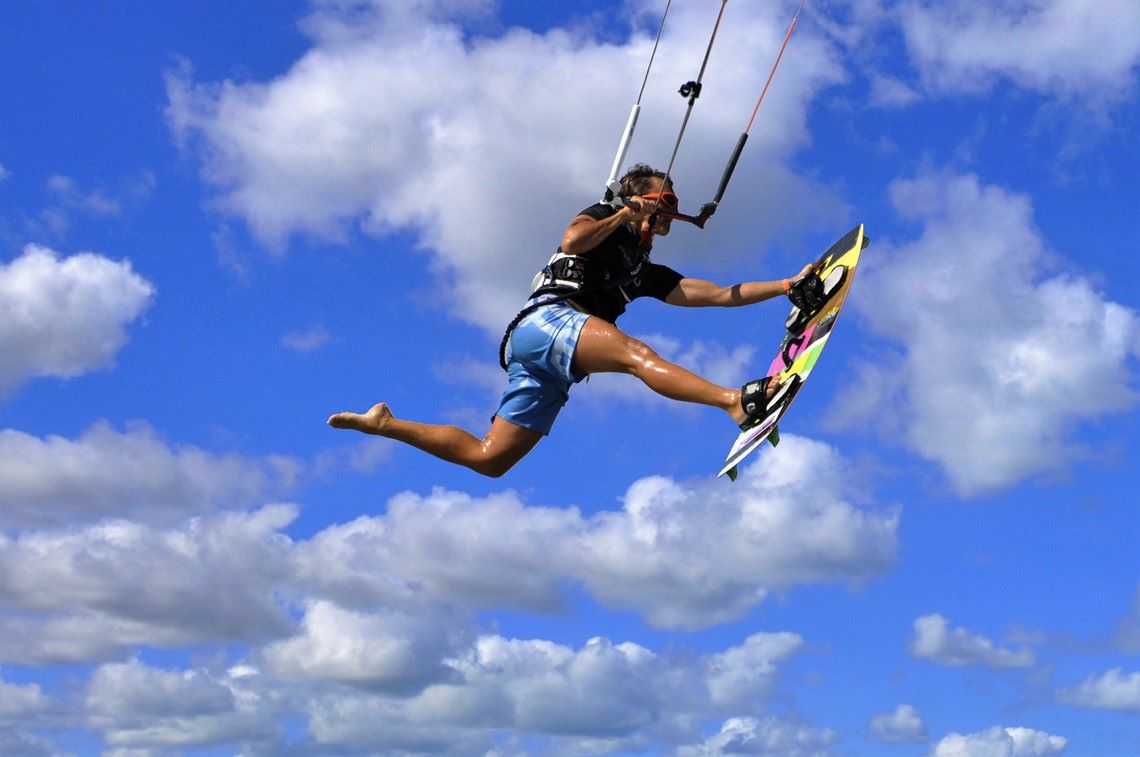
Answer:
[
  {"left": 530, "top": 252, "right": 588, "bottom": 299},
  {"left": 498, "top": 233, "right": 652, "bottom": 371}
]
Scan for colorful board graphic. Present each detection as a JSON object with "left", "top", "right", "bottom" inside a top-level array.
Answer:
[{"left": 719, "top": 224, "right": 868, "bottom": 479}]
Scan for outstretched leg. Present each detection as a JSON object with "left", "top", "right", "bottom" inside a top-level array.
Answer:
[
  {"left": 328, "top": 403, "right": 542, "bottom": 478},
  {"left": 571, "top": 317, "right": 753, "bottom": 426}
]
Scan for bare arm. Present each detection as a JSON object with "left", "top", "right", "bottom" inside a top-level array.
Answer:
[
  {"left": 664, "top": 263, "right": 815, "bottom": 308},
  {"left": 560, "top": 198, "right": 657, "bottom": 254}
]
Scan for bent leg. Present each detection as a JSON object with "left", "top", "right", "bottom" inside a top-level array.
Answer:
[
  {"left": 570, "top": 317, "right": 748, "bottom": 425},
  {"left": 328, "top": 403, "right": 541, "bottom": 478}
]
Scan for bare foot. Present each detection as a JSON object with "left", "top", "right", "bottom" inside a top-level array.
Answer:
[{"left": 327, "top": 403, "right": 394, "bottom": 436}]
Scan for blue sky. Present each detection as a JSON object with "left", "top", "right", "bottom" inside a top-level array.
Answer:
[{"left": 1, "top": 0, "right": 1138, "bottom": 754}]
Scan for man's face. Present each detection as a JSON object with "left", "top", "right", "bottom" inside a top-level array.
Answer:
[{"left": 644, "top": 178, "right": 676, "bottom": 237}]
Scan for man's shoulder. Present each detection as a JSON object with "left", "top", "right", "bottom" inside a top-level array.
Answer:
[{"left": 576, "top": 202, "right": 617, "bottom": 221}]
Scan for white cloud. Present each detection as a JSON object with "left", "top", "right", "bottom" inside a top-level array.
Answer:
[
  {"left": 442, "top": 635, "right": 663, "bottom": 737},
  {"left": 280, "top": 324, "right": 331, "bottom": 352},
  {"left": 869, "top": 703, "right": 927, "bottom": 744},
  {"left": 85, "top": 660, "right": 279, "bottom": 750},
  {"left": 838, "top": 171, "right": 1139, "bottom": 495},
  {"left": 0, "top": 421, "right": 299, "bottom": 529},
  {"left": 0, "top": 450, "right": 877, "bottom": 748},
  {"left": 0, "top": 507, "right": 296, "bottom": 663},
  {"left": 304, "top": 692, "right": 495, "bottom": 757},
  {"left": 0, "top": 244, "right": 155, "bottom": 394},
  {"left": 46, "top": 174, "right": 122, "bottom": 216},
  {"left": 899, "top": 0, "right": 1140, "bottom": 103},
  {"left": 575, "top": 437, "right": 898, "bottom": 628},
  {"left": 677, "top": 715, "right": 838, "bottom": 756},
  {"left": 1057, "top": 668, "right": 1140, "bottom": 712},
  {"left": 261, "top": 600, "right": 464, "bottom": 693},
  {"left": 0, "top": 675, "right": 55, "bottom": 725},
  {"left": 291, "top": 488, "right": 583, "bottom": 613},
  {"left": 293, "top": 435, "right": 898, "bottom": 630},
  {"left": 0, "top": 674, "right": 59, "bottom": 755},
  {"left": 868, "top": 75, "right": 922, "bottom": 108},
  {"left": 932, "top": 725, "right": 1067, "bottom": 757},
  {"left": 705, "top": 632, "right": 803, "bottom": 710},
  {"left": 164, "top": 1, "right": 846, "bottom": 332},
  {"left": 911, "top": 614, "right": 1035, "bottom": 669},
  {"left": 302, "top": 630, "right": 810, "bottom": 753}
]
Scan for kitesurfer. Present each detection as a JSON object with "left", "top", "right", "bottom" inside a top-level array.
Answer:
[{"left": 328, "top": 164, "right": 814, "bottom": 477}]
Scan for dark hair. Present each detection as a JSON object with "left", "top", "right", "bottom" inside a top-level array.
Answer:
[{"left": 619, "top": 163, "right": 674, "bottom": 197}]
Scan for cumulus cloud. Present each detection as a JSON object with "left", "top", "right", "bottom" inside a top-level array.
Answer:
[
  {"left": 704, "top": 632, "right": 803, "bottom": 711},
  {"left": 0, "top": 243, "right": 156, "bottom": 396},
  {"left": 304, "top": 692, "right": 494, "bottom": 756},
  {"left": 441, "top": 635, "right": 664, "bottom": 737},
  {"left": 911, "top": 614, "right": 1035, "bottom": 669},
  {"left": 899, "top": 0, "right": 1140, "bottom": 103},
  {"left": 837, "top": 171, "right": 1138, "bottom": 495},
  {"left": 0, "top": 676, "right": 53, "bottom": 720},
  {"left": 0, "top": 447, "right": 884, "bottom": 748},
  {"left": 0, "top": 506, "right": 296, "bottom": 664},
  {"left": 0, "top": 244, "right": 155, "bottom": 394},
  {"left": 931, "top": 725, "right": 1067, "bottom": 757},
  {"left": 24, "top": 611, "right": 815, "bottom": 754},
  {"left": 869, "top": 703, "right": 927, "bottom": 744},
  {"left": 164, "top": 1, "right": 846, "bottom": 332},
  {"left": 0, "top": 421, "right": 300, "bottom": 529},
  {"left": 85, "top": 660, "right": 280, "bottom": 751},
  {"left": 302, "top": 630, "right": 809, "bottom": 754},
  {"left": 293, "top": 435, "right": 898, "bottom": 629},
  {"left": 575, "top": 437, "right": 897, "bottom": 628},
  {"left": 291, "top": 488, "right": 583, "bottom": 613},
  {"left": 1057, "top": 668, "right": 1140, "bottom": 713},
  {"left": 261, "top": 600, "right": 465, "bottom": 693},
  {"left": 0, "top": 674, "right": 59, "bottom": 755},
  {"left": 677, "top": 715, "right": 838, "bottom": 756}
]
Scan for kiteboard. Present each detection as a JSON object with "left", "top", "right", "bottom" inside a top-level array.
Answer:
[{"left": 719, "top": 224, "right": 868, "bottom": 480}]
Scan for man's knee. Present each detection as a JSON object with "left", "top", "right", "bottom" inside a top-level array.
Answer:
[
  {"left": 624, "top": 338, "right": 661, "bottom": 374},
  {"left": 470, "top": 436, "right": 531, "bottom": 478},
  {"left": 472, "top": 454, "right": 518, "bottom": 478}
]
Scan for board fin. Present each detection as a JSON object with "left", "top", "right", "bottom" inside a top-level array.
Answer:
[{"left": 768, "top": 425, "right": 780, "bottom": 447}]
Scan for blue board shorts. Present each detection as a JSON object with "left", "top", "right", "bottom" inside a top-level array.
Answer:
[{"left": 496, "top": 300, "right": 590, "bottom": 435}]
